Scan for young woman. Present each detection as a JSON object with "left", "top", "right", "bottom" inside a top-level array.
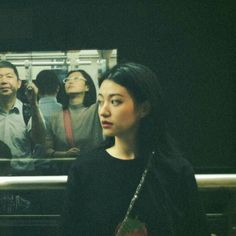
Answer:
[
  {"left": 45, "top": 69, "right": 103, "bottom": 158},
  {"left": 63, "top": 63, "right": 209, "bottom": 235}
]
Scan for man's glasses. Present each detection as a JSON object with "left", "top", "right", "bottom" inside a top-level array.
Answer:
[{"left": 63, "top": 77, "right": 86, "bottom": 84}]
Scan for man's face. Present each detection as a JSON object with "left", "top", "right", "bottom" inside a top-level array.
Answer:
[{"left": 0, "top": 67, "right": 21, "bottom": 97}]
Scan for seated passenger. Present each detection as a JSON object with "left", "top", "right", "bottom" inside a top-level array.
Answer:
[
  {"left": 0, "top": 60, "right": 45, "bottom": 174},
  {"left": 45, "top": 69, "right": 103, "bottom": 158},
  {"left": 34, "top": 69, "right": 62, "bottom": 127},
  {"left": 63, "top": 62, "right": 210, "bottom": 235}
]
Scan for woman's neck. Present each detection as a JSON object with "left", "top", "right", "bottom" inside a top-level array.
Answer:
[
  {"left": 69, "top": 93, "right": 85, "bottom": 106},
  {"left": 107, "top": 135, "right": 137, "bottom": 160}
]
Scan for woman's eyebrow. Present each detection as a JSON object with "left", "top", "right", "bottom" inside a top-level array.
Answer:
[
  {"left": 98, "top": 93, "right": 123, "bottom": 98},
  {"left": 109, "top": 93, "right": 123, "bottom": 98}
]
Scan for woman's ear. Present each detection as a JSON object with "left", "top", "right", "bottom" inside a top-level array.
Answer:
[
  {"left": 139, "top": 101, "right": 151, "bottom": 118},
  {"left": 85, "top": 85, "right": 89, "bottom": 92}
]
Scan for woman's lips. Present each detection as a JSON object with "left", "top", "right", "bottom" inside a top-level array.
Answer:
[{"left": 101, "top": 121, "right": 113, "bottom": 128}]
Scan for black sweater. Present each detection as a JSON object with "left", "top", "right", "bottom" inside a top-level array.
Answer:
[{"left": 62, "top": 147, "right": 209, "bottom": 236}]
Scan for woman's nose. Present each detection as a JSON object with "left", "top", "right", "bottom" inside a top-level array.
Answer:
[
  {"left": 67, "top": 79, "right": 74, "bottom": 84},
  {"left": 99, "top": 103, "right": 110, "bottom": 117}
]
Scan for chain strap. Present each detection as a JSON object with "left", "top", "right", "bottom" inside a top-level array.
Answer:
[{"left": 115, "top": 151, "right": 155, "bottom": 236}]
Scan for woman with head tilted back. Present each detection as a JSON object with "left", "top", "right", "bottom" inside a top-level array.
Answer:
[
  {"left": 63, "top": 63, "right": 210, "bottom": 235},
  {"left": 45, "top": 70, "right": 103, "bottom": 158}
]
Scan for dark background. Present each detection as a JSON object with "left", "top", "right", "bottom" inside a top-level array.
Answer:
[{"left": 0, "top": 1, "right": 234, "bottom": 171}]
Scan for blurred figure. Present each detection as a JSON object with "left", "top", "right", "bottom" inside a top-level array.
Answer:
[
  {"left": 0, "top": 142, "right": 31, "bottom": 214},
  {"left": 45, "top": 69, "right": 103, "bottom": 158},
  {"left": 34, "top": 69, "right": 62, "bottom": 126},
  {"left": 0, "top": 60, "right": 45, "bottom": 173},
  {"left": 0, "top": 140, "right": 12, "bottom": 175},
  {"left": 0, "top": 140, "right": 12, "bottom": 158}
]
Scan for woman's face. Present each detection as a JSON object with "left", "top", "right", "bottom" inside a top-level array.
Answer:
[
  {"left": 64, "top": 72, "right": 88, "bottom": 95},
  {"left": 98, "top": 80, "right": 144, "bottom": 139}
]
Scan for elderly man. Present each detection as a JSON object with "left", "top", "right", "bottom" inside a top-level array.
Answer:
[{"left": 0, "top": 60, "right": 45, "bottom": 173}]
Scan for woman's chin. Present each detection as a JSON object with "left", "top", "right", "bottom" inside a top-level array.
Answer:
[{"left": 102, "top": 130, "right": 115, "bottom": 137}]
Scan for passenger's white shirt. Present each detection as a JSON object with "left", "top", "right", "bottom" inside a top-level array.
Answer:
[{"left": 0, "top": 99, "right": 34, "bottom": 171}]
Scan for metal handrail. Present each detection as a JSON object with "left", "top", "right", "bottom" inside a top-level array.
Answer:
[
  {"left": 12, "top": 61, "right": 92, "bottom": 66},
  {"left": 0, "top": 176, "right": 66, "bottom": 190},
  {"left": 0, "top": 158, "right": 76, "bottom": 162},
  {"left": 196, "top": 174, "right": 236, "bottom": 189},
  {"left": 0, "top": 174, "right": 235, "bottom": 190}
]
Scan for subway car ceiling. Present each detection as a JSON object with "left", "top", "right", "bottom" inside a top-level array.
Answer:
[{"left": 0, "top": 2, "right": 234, "bottom": 171}]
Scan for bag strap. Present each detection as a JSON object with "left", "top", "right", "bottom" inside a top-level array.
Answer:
[
  {"left": 63, "top": 109, "right": 75, "bottom": 148},
  {"left": 115, "top": 151, "right": 155, "bottom": 236}
]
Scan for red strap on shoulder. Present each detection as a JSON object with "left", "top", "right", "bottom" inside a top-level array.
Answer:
[{"left": 63, "top": 110, "right": 75, "bottom": 148}]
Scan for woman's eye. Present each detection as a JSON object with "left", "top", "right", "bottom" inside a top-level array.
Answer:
[
  {"left": 97, "top": 100, "right": 104, "bottom": 105},
  {"left": 111, "top": 100, "right": 122, "bottom": 106}
]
